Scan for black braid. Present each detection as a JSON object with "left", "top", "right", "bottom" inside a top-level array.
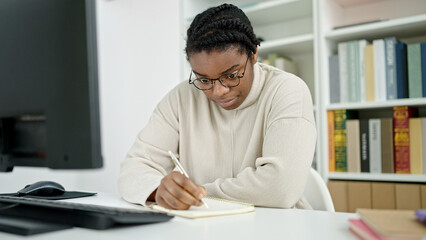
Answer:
[{"left": 186, "top": 3, "right": 260, "bottom": 59}]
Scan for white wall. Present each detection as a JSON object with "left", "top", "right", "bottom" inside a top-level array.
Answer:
[{"left": 0, "top": 0, "right": 181, "bottom": 194}]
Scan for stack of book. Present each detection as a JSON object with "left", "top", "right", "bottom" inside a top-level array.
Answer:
[
  {"left": 261, "top": 53, "right": 298, "bottom": 75},
  {"left": 349, "top": 208, "right": 426, "bottom": 240},
  {"left": 328, "top": 107, "right": 426, "bottom": 174},
  {"left": 328, "top": 39, "right": 426, "bottom": 104}
]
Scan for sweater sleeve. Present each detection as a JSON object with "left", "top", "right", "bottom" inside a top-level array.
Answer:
[
  {"left": 117, "top": 88, "right": 180, "bottom": 206},
  {"left": 203, "top": 76, "right": 317, "bottom": 208}
]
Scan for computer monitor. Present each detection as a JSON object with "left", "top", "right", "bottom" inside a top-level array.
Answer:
[{"left": 0, "top": 0, "right": 102, "bottom": 172}]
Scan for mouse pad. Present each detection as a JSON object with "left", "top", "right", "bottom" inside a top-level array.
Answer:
[{"left": 0, "top": 191, "right": 96, "bottom": 200}]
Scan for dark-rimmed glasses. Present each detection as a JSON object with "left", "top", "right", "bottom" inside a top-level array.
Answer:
[{"left": 188, "top": 55, "right": 250, "bottom": 91}]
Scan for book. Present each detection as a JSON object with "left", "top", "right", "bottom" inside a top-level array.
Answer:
[
  {"left": 422, "top": 118, "right": 426, "bottom": 175},
  {"left": 360, "top": 119, "right": 370, "bottom": 172},
  {"left": 421, "top": 42, "right": 426, "bottom": 97},
  {"left": 365, "top": 44, "right": 376, "bottom": 102},
  {"left": 334, "top": 110, "right": 357, "bottom": 172},
  {"left": 348, "top": 40, "right": 361, "bottom": 102},
  {"left": 373, "top": 39, "right": 387, "bottom": 101},
  {"left": 338, "top": 42, "right": 349, "bottom": 103},
  {"left": 380, "top": 118, "right": 394, "bottom": 173},
  {"left": 347, "top": 119, "right": 361, "bottom": 172},
  {"left": 409, "top": 118, "right": 423, "bottom": 174},
  {"left": 369, "top": 119, "right": 382, "bottom": 173},
  {"left": 329, "top": 55, "right": 340, "bottom": 103},
  {"left": 149, "top": 197, "right": 254, "bottom": 219},
  {"left": 356, "top": 208, "right": 426, "bottom": 239},
  {"left": 395, "top": 42, "right": 408, "bottom": 99},
  {"left": 407, "top": 43, "right": 422, "bottom": 98},
  {"left": 275, "top": 56, "right": 298, "bottom": 75},
  {"left": 349, "top": 218, "right": 417, "bottom": 240},
  {"left": 393, "top": 106, "right": 417, "bottom": 173},
  {"left": 384, "top": 37, "right": 398, "bottom": 100},
  {"left": 359, "top": 40, "right": 368, "bottom": 102},
  {"left": 328, "top": 110, "right": 336, "bottom": 172}
]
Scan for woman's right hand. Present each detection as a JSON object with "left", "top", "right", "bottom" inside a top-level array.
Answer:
[{"left": 150, "top": 171, "right": 206, "bottom": 210}]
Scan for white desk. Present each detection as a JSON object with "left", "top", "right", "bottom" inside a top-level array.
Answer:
[{"left": 0, "top": 193, "right": 358, "bottom": 240}]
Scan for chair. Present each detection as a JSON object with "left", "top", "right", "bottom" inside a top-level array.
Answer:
[{"left": 303, "top": 168, "right": 335, "bottom": 212}]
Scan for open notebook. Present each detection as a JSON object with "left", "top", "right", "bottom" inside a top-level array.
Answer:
[{"left": 149, "top": 197, "right": 254, "bottom": 219}]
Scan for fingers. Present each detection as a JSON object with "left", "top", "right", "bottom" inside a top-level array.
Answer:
[
  {"left": 155, "top": 172, "right": 206, "bottom": 210},
  {"left": 173, "top": 172, "right": 206, "bottom": 201}
]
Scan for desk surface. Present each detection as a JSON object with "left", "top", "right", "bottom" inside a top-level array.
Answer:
[{"left": 0, "top": 193, "right": 358, "bottom": 240}]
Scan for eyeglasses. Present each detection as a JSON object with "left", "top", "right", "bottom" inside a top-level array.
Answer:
[{"left": 188, "top": 55, "right": 250, "bottom": 91}]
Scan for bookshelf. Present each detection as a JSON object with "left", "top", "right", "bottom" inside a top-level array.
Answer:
[
  {"left": 318, "top": 0, "right": 426, "bottom": 184},
  {"left": 180, "top": 0, "right": 426, "bottom": 185}
]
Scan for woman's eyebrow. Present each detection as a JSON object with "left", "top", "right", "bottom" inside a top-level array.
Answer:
[{"left": 193, "top": 64, "right": 240, "bottom": 77}]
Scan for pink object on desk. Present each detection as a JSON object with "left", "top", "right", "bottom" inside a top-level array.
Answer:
[{"left": 348, "top": 218, "right": 419, "bottom": 240}]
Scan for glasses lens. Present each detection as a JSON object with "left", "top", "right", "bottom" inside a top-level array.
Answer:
[
  {"left": 219, "top": 74, "right": 240, "bottom": 88},
  {"left": 193, "top": 79, "right": 212, "bottom": 90}
]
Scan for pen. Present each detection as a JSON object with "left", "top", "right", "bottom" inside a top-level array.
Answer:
[{"left": 168, "top": 150, "right": 209, "bottom": 209}]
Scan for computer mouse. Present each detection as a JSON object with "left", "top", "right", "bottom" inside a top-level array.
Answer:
[{"left": 18, "top": 181, "right": 65, "bottom": 197}]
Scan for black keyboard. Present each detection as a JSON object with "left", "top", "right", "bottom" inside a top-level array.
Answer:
[{"left": 0, "top": 195, "right": 173, "bottom": 230}]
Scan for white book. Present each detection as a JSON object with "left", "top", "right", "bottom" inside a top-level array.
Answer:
[
  {"left": 338, "top": 42, "right": 349, "bottom": 103},
  {"left": 358, "top": 40, "right": 368, "bottom": 102},
  {"left": 373, "top": 39, "right": 387, "bottom": 101},
  {"left": 150, "top": 197, "right": 254, "bottom": 219},
  {"left": 369, "top": 119, "right": 382, "bottom": 173},
  {"left": 275, "top": 57, "right": 298, "bottom": 75}
]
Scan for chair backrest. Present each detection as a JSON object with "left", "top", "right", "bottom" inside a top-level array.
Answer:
[{"left": 303, "top": 168, "right": 335, "bottom": 212}]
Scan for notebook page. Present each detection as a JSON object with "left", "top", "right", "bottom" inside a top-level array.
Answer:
[{"left": 150, "top": 197, "right": 254, "bottom": 219}]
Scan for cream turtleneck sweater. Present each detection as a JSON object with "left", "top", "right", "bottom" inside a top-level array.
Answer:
[{"left": 118, "top": 63, "right": 316, "bottom": 209}]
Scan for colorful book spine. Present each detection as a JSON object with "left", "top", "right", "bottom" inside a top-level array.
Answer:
[
  {"left": 409, "top": 118, "right": 423, "bottom": 174},
  {"left": 328, "top": 110, "right": 336, "bottom": 172},
  {"left": 407, "top": 43, "right": 422, "bottom": 98},
  {"left": 359, "top": 119, "right": 370, "bottom": 172},
  {"left": 338, "top": 42, "right": 349, "bottom": 103},
  {"left": 393, "top": 106, "right": 417, "bottom": 173},
  {"left": 364, "top": 44, "right": 375, "bottom": 102},
  {"left": 381, "top": 118, "right": 394, "bottom": 173},
  {"left": 329, "top": 55, "right": 340, "bottom": 103},
  {"left": 395, "top": 42, "right": 408, "bottom": 99},
  {"left": 421, "top": 42, "right": 426, "bottom": 97},
  {"left": 334, "top": 110, "right": 357, "bottom": 172},
  {"left": 369, "top": 119, "right": 382, "bottom": 173},
  {"left": 384, "top": 37, "right": 398, "bottom": 100}
]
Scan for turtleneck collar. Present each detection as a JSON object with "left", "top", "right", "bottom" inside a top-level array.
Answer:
[{"left": 235, "top": 62, "right": 265, "bottom": 110}]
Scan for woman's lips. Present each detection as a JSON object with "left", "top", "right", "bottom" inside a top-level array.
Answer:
[{"left": 217, "top": 97, "right": 237, "bottom": 108}]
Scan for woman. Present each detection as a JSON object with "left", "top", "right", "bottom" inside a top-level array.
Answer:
[{"left": 118, "top": 3, "right": 316, "bottom": 210}]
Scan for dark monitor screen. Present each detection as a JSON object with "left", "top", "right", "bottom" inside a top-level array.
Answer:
[{"left": 0, "top": 0, "right": 102, "bottom": 172}]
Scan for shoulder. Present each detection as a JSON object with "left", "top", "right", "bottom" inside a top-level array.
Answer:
[
  {"left": 258, "top": 63, "right": 310, "bottom": 96},
  {"left": 157, "top": 80, "right": 206, "bottom": 112},
  {"left": 256, "top": 63, "right": 314, "bottom": 121}
]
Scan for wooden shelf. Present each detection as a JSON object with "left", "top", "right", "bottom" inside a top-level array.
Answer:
[
  {"left": 328, "top": 172, "right": 426, "bottom": 183},
  {"left": 258, "top": 34, "right": 313, "bottom": 56},
  {"left": 327, "top": 98, "right": 426, "bottom": 110},
  {"left": 325, "top": 14, "right": 426, "bottom": 42},
  {"left": 243, "top": 0, "right": 312, "bottom": 26}
]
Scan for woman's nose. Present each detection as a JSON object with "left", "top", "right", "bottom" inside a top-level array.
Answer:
[{"left": 212, "top": 81, "right": 230, "bottom": 96}]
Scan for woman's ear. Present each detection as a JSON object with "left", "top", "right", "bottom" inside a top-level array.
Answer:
[{"left": 252, "top": 46, "right": 258, "bottom": 63}]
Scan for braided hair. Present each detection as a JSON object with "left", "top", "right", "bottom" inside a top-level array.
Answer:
[{"left": 185, "top": 3, "right": 260, "bottom": 59}]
